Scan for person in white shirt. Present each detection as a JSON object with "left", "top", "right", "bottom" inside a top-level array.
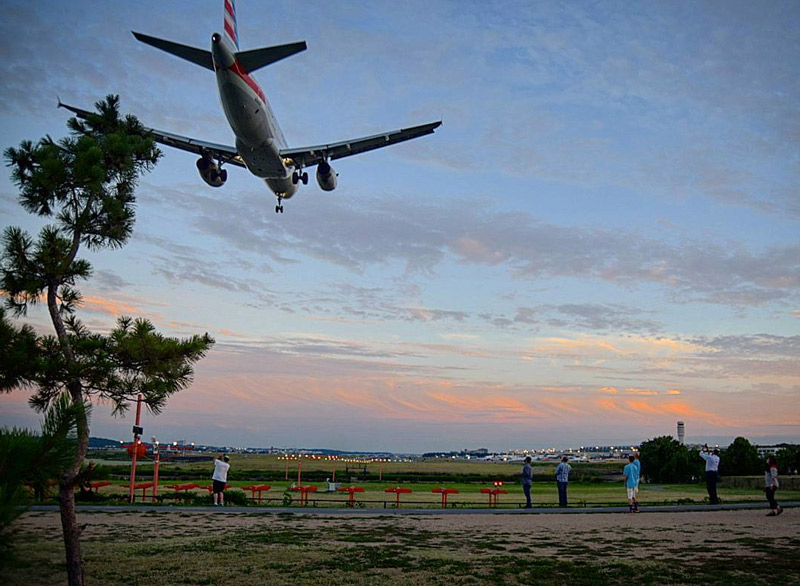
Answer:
[
  {"left": 764, "top": 455, "right": 783, "bottom": 516},
  {"left": 212, "top": 454, "right": 230, "bottom": 506},
  {"left": 699, "top": 444, "right": 720, "bottom": 504}
]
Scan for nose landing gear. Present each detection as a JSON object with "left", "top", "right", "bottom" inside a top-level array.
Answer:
[{"left": 275, "top": 196, "right": 284, "bottom": 213}]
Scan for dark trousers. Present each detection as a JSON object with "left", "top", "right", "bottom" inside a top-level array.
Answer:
[
  {"left": 705, "top": 470, "right": 719, "bottom": 504},
  {"left": 523, "top": 483, "right": 532, "bottom": 507},
  {"left": 766, "top": 487, "right": 779, "bottom": 510},
  {"left": 557, "top": 481, "right": 568, "bottom": 507}
]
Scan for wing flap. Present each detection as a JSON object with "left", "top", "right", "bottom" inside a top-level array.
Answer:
[{"left": 280, "top": 120, "right": 441, "bottom": 169}]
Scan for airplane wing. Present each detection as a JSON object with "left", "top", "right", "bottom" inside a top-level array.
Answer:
[
  {"left": 58, "top": 100, "right": 246, "bottom": 168},
  {"left": 279, "top": 120, "right": 442, "bottom": 169}
]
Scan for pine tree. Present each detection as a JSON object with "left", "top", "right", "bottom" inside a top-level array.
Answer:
[{"left": 1, "top": 96, "right": 215, "bottom": 586}]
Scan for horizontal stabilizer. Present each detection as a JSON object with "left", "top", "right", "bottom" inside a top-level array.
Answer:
[
  {"left": 236, "top": 41, "right": 307, "bottom": 72},
  {"left": 132, "top": 31, "right": 214, "bottom": 71}
]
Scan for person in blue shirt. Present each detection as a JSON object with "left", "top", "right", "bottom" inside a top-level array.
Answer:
[
  {"left": 622, "top": 455, "right": 640, "bottom": 513},
  {"left": 555, "top": 456, "right": 571, "bottom": 507},
  {"left": 632, "top": 453, "right": 641, "bottom": 512}
]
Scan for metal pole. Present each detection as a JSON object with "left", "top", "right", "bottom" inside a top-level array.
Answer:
[
  {"left": 297, "top": 456, "right": 302, "bottom": 484},
  {"left": 152, "top": 446, "right": 160, "bottom": 501},
  {"left": 129, "top": 393, "right": 143, "bottom": 504}
]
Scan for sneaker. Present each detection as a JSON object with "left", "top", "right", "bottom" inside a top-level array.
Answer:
[{"left": 776, "top": 506, "right": 783, "bottom": 516}]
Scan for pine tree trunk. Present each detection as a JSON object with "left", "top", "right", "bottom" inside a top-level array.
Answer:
[
  {"left": 58, "top": 482, "right": 85, "bottom": 586},
  {"left": 48, "top": 283, "right": 89, "bottom": 586}
]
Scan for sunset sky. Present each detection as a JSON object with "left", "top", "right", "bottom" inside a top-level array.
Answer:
[{"left": 1, "top": 1, "right": 798, "bottom": 452}]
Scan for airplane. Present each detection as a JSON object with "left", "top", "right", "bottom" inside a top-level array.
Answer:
[{"left": 60, "top": 0, "right": 441, "bottom": 213}]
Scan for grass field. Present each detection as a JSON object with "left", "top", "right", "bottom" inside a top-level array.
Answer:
[
  {"left": 75, "top": 479, "right": 800, "bottom": 509},
  {"left": 4, "top": 508, "right": 799, "bottom": 585},
  {"left": 6, "top": 455, "right": 798, "bottom": 584},
  {"left": 80, "top": 454, "right": 800, "bottom": 508},
  {"left": 88, "top": 453, "right": 624, "bottom": 481}
]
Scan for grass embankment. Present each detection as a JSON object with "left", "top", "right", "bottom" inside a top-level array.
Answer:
[{"left": 5, "top": 509, "right": 799, "bottom": 585}]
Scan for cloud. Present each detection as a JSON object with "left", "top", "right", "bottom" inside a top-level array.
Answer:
[
  {"left": 141, "top": 181, "right": 799, "bottom": 311},
  {"left": 499, "top": 303, "right": 662, "bottom": 334}
]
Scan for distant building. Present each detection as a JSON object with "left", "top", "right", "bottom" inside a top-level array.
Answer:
[
  {"left": 756, "top": 444, "right": 790, "bottom": 458},
  {"left": 677, "top": 421, "right": 685, "bottom": 444}
]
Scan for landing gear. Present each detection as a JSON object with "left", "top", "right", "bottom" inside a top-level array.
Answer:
[
  {"left": 292, "top": 170, "right": 309, "bottom": 185},
  {"left": 275, "top": 196, "right": 284, "bottom": 213}
]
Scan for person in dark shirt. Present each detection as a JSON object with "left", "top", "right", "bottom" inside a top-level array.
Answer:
[{"left": 521, "top": 457, "right": 533, "bottom": 508}]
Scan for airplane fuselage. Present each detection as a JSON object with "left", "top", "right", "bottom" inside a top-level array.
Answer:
[{"left": 210, "top": 33, "right": 297, "bottom": 198}]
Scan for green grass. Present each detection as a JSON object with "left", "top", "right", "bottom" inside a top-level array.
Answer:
[{"left": 70, "top": 478, "right": 800, "bottom": 509}]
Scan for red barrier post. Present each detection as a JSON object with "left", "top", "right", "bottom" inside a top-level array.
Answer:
[
  {"left": 242, "top": 484, "right": 272, "bottom": 504},
  {"left": 385, "top": 487, "right": 412, "bottom": 508},
  {"left": 432, "top": 488, "right": 460, "bottom": 508},
  {"left": 337, "top": 486, "right": 365, "bottom": 507}
]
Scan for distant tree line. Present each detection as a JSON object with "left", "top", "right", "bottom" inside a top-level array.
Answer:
[{"left": 639, "top": 436, "right": 799, "bottom": 483}]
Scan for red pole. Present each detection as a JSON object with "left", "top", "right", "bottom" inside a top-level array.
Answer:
[
  {"left": 297, "top": 456, "right": 302, "bottom": 484},
  {"left": 129, "top": 393, "right": 143, "bottom": 504},
  {"left": 332, "top": 459, "right": 336, "bottom": 483},
  {"left": 285, "top": 456, "right": 289, "bottom": 480}
]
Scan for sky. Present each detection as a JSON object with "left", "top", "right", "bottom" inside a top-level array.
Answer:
[{"left": 1, "top": 0, "right": 798, "bottom": 453}]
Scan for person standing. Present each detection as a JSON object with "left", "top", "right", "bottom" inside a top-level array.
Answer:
[
  {"left": 212, "top": 454, "right": 230, "bottom": 506},
  {"left": 521, "top": 457, "right": 533, "bottom": 508},
  {"left": 632, "top": 452, "right": 641, "bottom": 512},
  {"left": 622, "top": 455, "right": 639, "bottom": 513},
  {"left": 699, "top": 444, "right": 720, "bottom": 504},
  {"left": 765, "top": 456, "right": 783, "bottom": 517},
  {"left": 555, "top": 456, "right": 571, "bottom": 507}
]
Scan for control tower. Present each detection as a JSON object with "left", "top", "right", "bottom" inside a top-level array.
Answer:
[{"left": 677, "top": 421, "right": 685, "bottom": 444}]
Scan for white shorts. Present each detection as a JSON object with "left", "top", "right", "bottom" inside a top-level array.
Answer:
[{"left": 627, "top": 487, "right": 639, "bottom": 500}]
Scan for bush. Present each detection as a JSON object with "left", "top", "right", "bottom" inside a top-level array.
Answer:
[
  {"left": 223, "top": 490, "right": 249, "bottom": 506},
  {"left": 775, "top": 445, "right": 799, "bottom": 475},
  {"left": 720, "top": 437, "right": 761, "bottom": 476},
  {"left": 639, "top": 436, "right": 702, "bottom": 483}
]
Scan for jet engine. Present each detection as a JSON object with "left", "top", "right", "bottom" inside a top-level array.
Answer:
[
  {"left": 196, "top": 156, "right": 227, "bottom": 187},
  {"left": 316, "top": 160, "right": 338, "bottom": 191}
]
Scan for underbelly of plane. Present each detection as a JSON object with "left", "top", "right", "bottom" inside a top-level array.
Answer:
[
  {"left": 266, "top": 176, "right": 298, "bottom": 199},
  {"left": 236, "top": 137, "right": 286, "bottom": 178},
  {"left": 220, "top": 81, "right": 269, "bottom": 147}
]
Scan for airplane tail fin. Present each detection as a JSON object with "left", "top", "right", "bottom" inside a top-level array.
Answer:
[
  {"left": 223, "top": 0, "right": 306, "bottom": 72},
  {"left": 133, "top": 0, "right": 306, "bottom": 74},
  {"left": 223, "top": 0, "right": 239, "bottom": 51}
]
